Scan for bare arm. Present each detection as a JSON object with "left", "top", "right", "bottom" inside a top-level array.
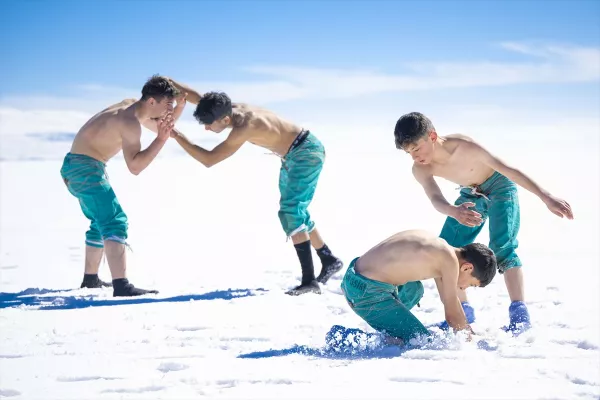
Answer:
[
  {"left": 471, "top": 141, "right": 573, "bottom": 219},
  {"left": 121, "top": 118, "right": 171, "bottom": 175},
  {"left": 471, "top": 142, "right": 549, "bottom": 198},
  {"left": 413, "top": 164, "right": 484, "bottom": 227},
  {"left": 166, "top": 77, "right": 202, "bottom": 105},
  {"left": 438, "top": 259, "right": 470, "bottom": 332},
  {"left": 412, "top": 165, "right": 454, "bottom": 215},
  {"left": 171, "top": 93, "right": 187, "bottom": 123},
  {"left": 172, "top": 128, "right": 247, "bottom": 168}
]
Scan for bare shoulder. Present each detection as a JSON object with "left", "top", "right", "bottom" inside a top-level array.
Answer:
[
  {"left": 100, "top": 98, "right": 137, "bottom": 113},
  {"left": 444, "top": 133, "right": 483, "bottom": 147},
  {"left": 118, "top": 98, "right": 137, "bottom": 106},
  {"left": 436, "top": 238, "right": 459, "bottom": 271},
  {"left": 412, "top": 161, "right": 432, "bottom": 179},
  {"left": 443, "top": 134, "right": 487, "bottom": 155},
  {"left": 117, "top": 112, "right": 141, "bottom": 138}
]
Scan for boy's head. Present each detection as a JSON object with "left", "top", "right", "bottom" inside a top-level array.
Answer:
[
  {"left": 457, "top": 243, "right": 497, "bottom": 290},
  {"left": 140, "top": 75, "right": 180, "bottom": 119},
  {"left": 394, "top": 112, "right": 438, "bottom": 165},
  {"left": 193, "top": 91, "right": 233, "bottom": 133}
]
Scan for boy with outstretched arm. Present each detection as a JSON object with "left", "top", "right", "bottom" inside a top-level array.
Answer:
[{"left": 393, "top": 112, "right": 573, "bottom": 333}]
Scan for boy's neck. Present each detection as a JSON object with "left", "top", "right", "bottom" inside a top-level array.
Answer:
[
  {"left": 133, "top": 101, "right": 151, "bottom": 122},
  {"left": 431, "top": 137, "right": 452, "bottom": 165},
  {"left": 231, "top": 110, "right": 250, "bottom": 128}
]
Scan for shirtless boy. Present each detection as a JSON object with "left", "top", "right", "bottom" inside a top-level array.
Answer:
[
  {"left": 394, "top": 112, "right": 574, "bottom": 333},
  {"left": 171, "top": 91, "right": 344, "bottom": 296},
  {"left": 60, "top": 74, "right": 199, "bottom": 296},
  {"left": 341, "top": 229, "right": 497, "bottom": 343}
]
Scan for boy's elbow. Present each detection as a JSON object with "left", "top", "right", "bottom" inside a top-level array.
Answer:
[
  {"left": 205, "top": 159, "right": 219, "bottom": 168},
  {"left": 129, "top": 166, "right": 142, "bottom": 176},
  {"left": 126, "top": 161, "right": 142, "bottom": 176},
  {"left": 191, "top": 156, "right": 214, "bottom": 168}
]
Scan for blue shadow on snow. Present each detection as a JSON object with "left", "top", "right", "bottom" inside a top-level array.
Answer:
[
  {"left": 237, "top": 324, "right": 498, "bottom": 360},
  {"left": 0, "top": 287, "right": 267, "bottom": 310}
]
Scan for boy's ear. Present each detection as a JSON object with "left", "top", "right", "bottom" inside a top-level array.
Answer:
[
  {"left": 429, "top": 130, "right": 438, "bottom": 142},
  {"left": 461, "top": 262, "right": 474, "bottom": 273}
]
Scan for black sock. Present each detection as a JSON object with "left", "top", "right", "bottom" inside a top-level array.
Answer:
[
  {"left": 82, "top": 273, "right": 99, "bottom": 283},
  {"left": 81, "top": 273, "right": 113, "bottom": 288},
  {"left": 316, "top": 244, "right": 337, "bottom": 266},
  {"left": 295, "top": 240, "right": 315, "bottom": 285},
  {"left": 112, "top": 278, "right": 158, "bottom": 297}
]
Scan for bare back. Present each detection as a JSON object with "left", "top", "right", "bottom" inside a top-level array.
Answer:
[
  {"left": 424, "top": 135, "right": 496, "bottom": 187},
  {"left": 231, "top": 104, "right": 303, "bottom": 156},
  {"left": 355, "top": 230, "right": 458, "bottom": 286},
  {"left": 70, "top": 99, "right": 139, "bottom": 163}
]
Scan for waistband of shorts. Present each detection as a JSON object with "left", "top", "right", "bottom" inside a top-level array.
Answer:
[
  {"left": 65, "top": 152, "right": 106, "bottom": 166},
  {"left": 346, "top": 257, "right": 397, "bottom": 292},
  {"left": 285, "top": 129, "right": 310, "bottom": 155},
  {"left": 460, "top": 171, "right": 514, "bottom": 197}
]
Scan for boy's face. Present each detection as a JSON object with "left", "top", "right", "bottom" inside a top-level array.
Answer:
[
  {"left": 457, "top": 263, "right": 481, "bottom": 290},
  {"left": 147, "top": 97, "right": 175, "bottom": 119},
  {"left": 403, "top": 131, "right": 437, "bottom": 165},
  {"left": 204, "top": 116, "right": 231, "bottom": 133}
]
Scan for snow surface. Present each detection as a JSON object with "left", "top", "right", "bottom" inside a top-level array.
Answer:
[{"left": 1, "top": 132, "right": 599, "bottom": 399}]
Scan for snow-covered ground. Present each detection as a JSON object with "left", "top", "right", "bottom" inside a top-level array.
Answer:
[{"left": 1, "top": 128, "right": 599, "bottom": 399}]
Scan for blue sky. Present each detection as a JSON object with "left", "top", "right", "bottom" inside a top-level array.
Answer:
[
  {"left": 2, "top": 0, "right": 599, "bottom": 94},
  {"left": 1, "top": 0, "right": 599, "bottom": 161}
]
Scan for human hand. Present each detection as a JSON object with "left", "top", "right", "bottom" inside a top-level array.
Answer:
[
  {"left": 462, "top": 324, "right": 475, "bottom": 342},
  {"left": 542, "top": 194, "right": 574, "bottom": 220},
  {"left": 157, "top": 114, "right": 174, "bottom": 141},
  {"left": 451, "top": 202, "right": 483, "bottom": 227}
]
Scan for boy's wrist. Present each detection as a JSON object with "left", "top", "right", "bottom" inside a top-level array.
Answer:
[{"left": 443, "top": 204, "right": 457, "bottom": 218}]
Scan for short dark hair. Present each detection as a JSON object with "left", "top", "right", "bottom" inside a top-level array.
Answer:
[
  {"left": 193, "top": 91, "right": 232, "bottom": 125},
  {"left": 393, "top": 112, "right": 435, "bottom": 150},
  {"left": 140, "top": 74, "right": 180, "bottom": 101},
  {"left": 460, "top": 243, "right": 497, "bottom": 287}
]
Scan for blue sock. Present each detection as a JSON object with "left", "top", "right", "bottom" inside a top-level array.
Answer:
[
  {"left": 503, "top": 301, "right": 531, "bottom": 335},
  {"left": 437, "top": 302, "right": 475, "bottom": 330}
]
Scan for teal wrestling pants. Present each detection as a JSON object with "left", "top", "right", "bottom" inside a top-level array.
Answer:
[
  {"left": 60, "top": 152, "right": 128, "bottom": 248},
  {"left": 278, "top": 130, "right": 325, "bottom": 238},
  {"left": 439, "top": 171, "right": 521, "bottom": 273},
  {"left": 341, "top": 257, "right": 431, "bottom": 342}
]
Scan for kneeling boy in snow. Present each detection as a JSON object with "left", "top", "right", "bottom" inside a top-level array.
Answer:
[{"left": 341, "top": 229, "right": 496, "bottom": 343}]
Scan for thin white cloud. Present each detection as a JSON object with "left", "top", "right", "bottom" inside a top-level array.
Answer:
[
  {"left": 0, "top": 41, "right": 598, "bottom": 143},
  {"left": 0, "top": 107, "right": 92, "bottom": 136},
  {"left": 236, "top": 42, "right": 600, "bottom": 97}
]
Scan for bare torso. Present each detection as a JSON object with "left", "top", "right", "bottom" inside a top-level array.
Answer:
[
  {"left": 70, "top": 98, "right": 139, "bottom": 162},
  {"left": 231, "top": 104, "right": 303, "bottom": 156},
  {"left": 355, "top": 230, "right": 458, "bottom": 286},
  {"left": 423, "top": 134, "right": 496, "bottom": 187}
]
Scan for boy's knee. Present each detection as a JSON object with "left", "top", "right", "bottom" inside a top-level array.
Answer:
[
  {"left": 85, "top": 229, "right": 104, "bottom": 248},
  {"left": 85, "top": 239, "right": 104, "bottom": 248},
  {"left": 104, "top": 235, "right": 129, "bottom": 245},
  {"left": 497, "top": 254, "right": 522, "bottom": 274},
  {"left": 278, "top": 209, "right": 309, "bottom": 237},
  {"left": 98, "top": 216, "right": 129, "bottom": 245}
]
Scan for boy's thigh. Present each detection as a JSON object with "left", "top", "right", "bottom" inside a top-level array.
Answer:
[
  {"left": 397, "top": 281, "right": 424, "bottom": 310},
  {"left": 283, "top": 151, "right": 324, "bottom": 199},
  {"left": 79, "top": 185, "right": 125, "bottom": 229},
  {"left": 352, "top": 294, "right": 429, "bottom": 342},
  {"left": 488, "top": 191, "right": 521, "bottom": 270},
  {"left": 439, "top": 194, "right": 488, "bottom": 247}
]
